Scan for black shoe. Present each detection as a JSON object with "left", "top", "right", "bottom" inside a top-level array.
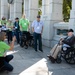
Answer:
[
  {"left": 25, "top": 45, "right": 28, "bottom": 49},
  {"left": 39, "top": 49, "right": 43, "bottom": 52},
  {"left": 47, "top": 55, "right": 51, "bottom": 60},
  {"left": 35, "top": 49, "right": 37, "bottom": 52},
  {"left": 50, "top": 56, "right": 56, "bottom": 63},
  {"left": 8, "top": 41, "right": 10, "bottom": 44},
  {"left": 17, "top": 42, "right": 19, "bottom": 44}
]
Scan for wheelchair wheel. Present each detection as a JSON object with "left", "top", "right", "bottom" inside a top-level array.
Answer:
[
  {"left": 20, "top": 39, "right": 25, "bottom": 47},
  {"left": 29, "top": 39, "right": 34, "bottom": 48},
  {"left": 20, "top": 42, "right": 25, "bottom": 47},
  {"left": 56, "top": 57, "right": 62, "bottom": 64},
  {"left": 65, "top": 51, "right": 75, "bottom": 64}
]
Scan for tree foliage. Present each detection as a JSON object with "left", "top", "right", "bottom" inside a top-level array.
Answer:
[
  {"left": 63, "top": 0, "right": 72, "bottom": 22},
  {"left": 38, "top": 0, "right": 42, "bottom": 7}
]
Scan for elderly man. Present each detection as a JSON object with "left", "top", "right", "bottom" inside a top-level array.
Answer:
[
  {"left": 47, "top": 29, "right": 75, "bottom": 63},
  {"left": 19, "top": 14, "right": 30, "bottom": 49},
  {"left": 32, "top": 15, "right": 44, "bottom": 52}
]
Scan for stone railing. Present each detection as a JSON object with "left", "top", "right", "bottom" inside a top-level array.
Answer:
[
  {"left": 51, "top": 22, "right": 69, "bottom": 47},
  {"left": 54, "top": 22, "right": 69, "bottom": 36}
]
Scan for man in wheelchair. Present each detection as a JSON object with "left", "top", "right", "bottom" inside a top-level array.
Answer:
[{"left": 47, "top": 29, "right": 75, "bottom": 64}]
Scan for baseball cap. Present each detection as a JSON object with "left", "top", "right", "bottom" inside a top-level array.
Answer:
[
  {"left": 68, "top": 29, "right": 74, "bottom": 32},
  {"left": 37, "top": 15, "right": 41, "bottom": 18}
]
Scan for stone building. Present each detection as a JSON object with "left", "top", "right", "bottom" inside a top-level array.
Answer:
[{"left": 0, "top": 0, "right": 75, "bottom": 47}]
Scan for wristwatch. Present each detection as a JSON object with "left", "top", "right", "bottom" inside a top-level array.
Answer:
[{"left": 7, "top": 0, "right": 14, "bottom": 4}]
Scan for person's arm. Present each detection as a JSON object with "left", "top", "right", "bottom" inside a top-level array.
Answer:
[
  {"left": 41, "top": 26, "right": 43, "bottom": 34},
  {"left": 62, "top": 36, "right": 75, "bottom": 46},
  {"left": 28, "top": 24, "right": 30, "bottom": 32},
  {"left": 27, "top": 20, "right": 30, "bottom": 31},
  {"left": 19, "top": 19, "right": 22, "bottom": 31},
  {"left": 9, "top": 36, "right": 16, "bottom": 50},
  {"left": 41, "top": 21, "right": 44, "bottom": 34}
]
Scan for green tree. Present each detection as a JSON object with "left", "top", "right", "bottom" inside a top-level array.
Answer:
[
  {"left": 63, "top": 0, "right": 72, "bottom": 22},
  {"left": 38, "top": 0, "right": 42, "bottom": 7},
  {"left": 38, "top": 0, "right": 42, "bottom": 15}
]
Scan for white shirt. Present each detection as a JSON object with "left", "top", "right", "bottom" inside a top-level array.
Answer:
[{"left": 32, "top": 20, "right": 44, "bottom": 34}]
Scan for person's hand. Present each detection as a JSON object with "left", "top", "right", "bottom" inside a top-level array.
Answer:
[
  {"left": 60, "top": 37, "right": 64, "bottom": 41},
  {"left": 12, "top": 36, "right": 16, "bottom": 42}
]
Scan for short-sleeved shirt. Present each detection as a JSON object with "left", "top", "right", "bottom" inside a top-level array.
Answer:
[
  {"left": 19, "top": 18, "right": 29, "bottom": 31},
  {"left": 1, "top": 20, "right": 7, "bottom": 25},
  {"left": 32, "top": 20, "right": 44, "bottom": 34},
  {"left": 7, "top": 22, "right": 13, "bottom": 31},
  {"left": 0, "top": 41, "right": 10, "bottom": 57}
]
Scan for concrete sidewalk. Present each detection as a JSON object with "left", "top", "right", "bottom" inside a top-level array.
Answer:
[{"left": 0, "top": 44, "right": 75, "bottom": 75}]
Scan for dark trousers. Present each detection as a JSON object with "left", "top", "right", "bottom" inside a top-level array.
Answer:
[
  {"left": 33, "top": 32, "right": 42, "bottom": 51},
  {"left": 0, "top": 55, "right": 13, "bottom": 72},
  {"left": 7, "top": 31, "right": 12, "bottom": 43},
  {"left": 15, "top": 31, "right": 19, "bottom": 44},
  {"left": 20, "top": 31, "right": 30, "bottom": 46}
]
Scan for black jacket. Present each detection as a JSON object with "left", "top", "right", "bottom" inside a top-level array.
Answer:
[
  {"left": 14, "top": 21, "right": 20, "bottom": 31},
  {"left": 62, "top": 35, "right": 75, "bottom": 47}
]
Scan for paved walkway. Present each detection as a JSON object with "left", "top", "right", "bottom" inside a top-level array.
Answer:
[{"left": 0, "top": 44, "right": 75, "bottom": 75}]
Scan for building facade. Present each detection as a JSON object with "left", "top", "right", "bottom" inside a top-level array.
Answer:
[{"left": 0, "top": 0, "right": 75, "bottom": 47}]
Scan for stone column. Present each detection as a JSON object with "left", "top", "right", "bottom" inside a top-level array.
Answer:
[
  {"left": 24, "top": 0, "right": 38, "bottom": 20},
  {"left": 1, "top": 0, "right": 8, "bottom": 19},
  {"left": 42, "top": 0, "right": 63, "bottom": 47},
  {"left": 42, "top": 0, "right": 50, "bottom": 15},
  {"left": 24, "top": 0, "right": 38, "bottom": 31},
  {"left": 69, "top": 0, "right": 75, "bottom": 34},
  {"left": 29, "top": 0, "right": 38, "bottom": 21},
  {"left": 24, "top": 0, "right": 29, "bottom": 18},
  {"left": 10, "top": 4, "right": 14, "bottom": 21},
  {"left": 29, "top": 0, "right": 38, "bottom": 32},
  {"left": 14, "top": 0, "right": 22, "bottom": 19}
]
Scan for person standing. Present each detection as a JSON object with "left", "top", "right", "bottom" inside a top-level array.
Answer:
[
  {"left": 19, "top": 14, "right": 30, "bottom": 49},
  {"left": 32, "top": 15, "right": 44, "bottom": 52},
  {"left": 7, "top": 19, "right": 13, "bottom": 44},
  {"left": 14, "top": 17, "right": 20, "bottom": 44}
]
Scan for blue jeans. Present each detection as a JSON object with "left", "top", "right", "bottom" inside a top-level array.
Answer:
[
  {"left": 15, "top": 31, "right": 20, "bottom": 43},
  {"left": 33, "top": 32, "right": 42, "bottom": 51},
  {"left": 1, "top": 55, "right": 14, "bottom": 72}
]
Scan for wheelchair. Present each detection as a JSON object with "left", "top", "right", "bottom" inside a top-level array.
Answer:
[
  {"left": 56, "top": 46, "right": 75, "bottom": 64},
  {"left": 20, "top": 31, "right": 34, "bottom": 48}
]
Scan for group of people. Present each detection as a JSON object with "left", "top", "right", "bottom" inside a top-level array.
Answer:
[
  {"left": 0, "top": 17, "right": 20, "bottom": 44},
  {"left": 0, "top": 15, "right": 44, "bottom": 72},
  {"left": 0, "top": 14, "right": 75, "bottom": 72}
]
